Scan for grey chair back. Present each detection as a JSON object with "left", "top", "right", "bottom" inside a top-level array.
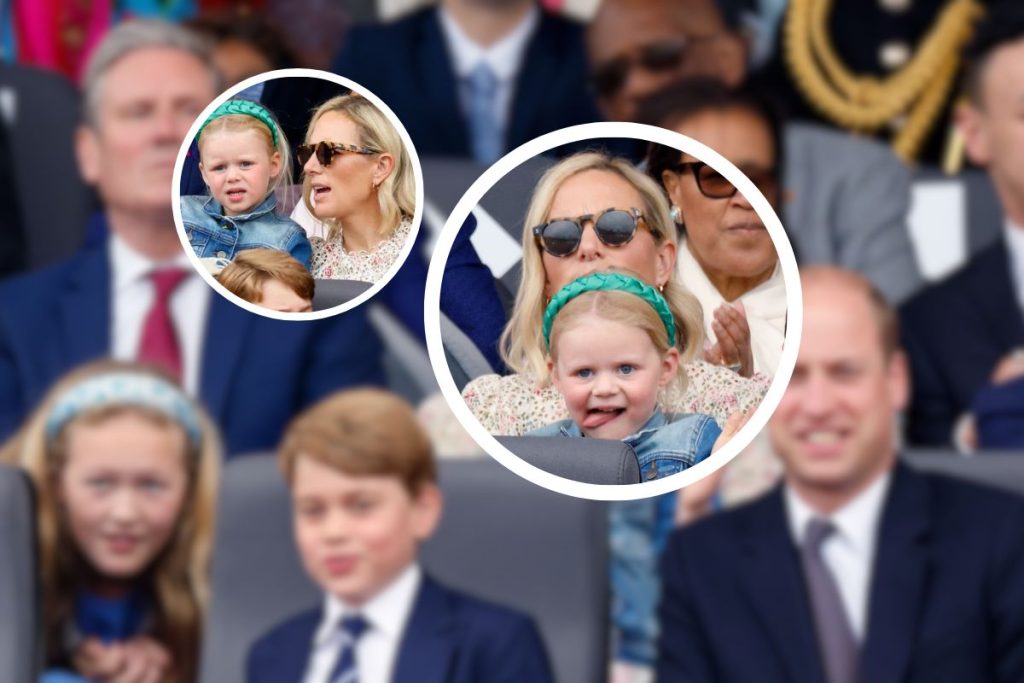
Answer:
[
  {"left": 499, "top": 435, "right": 642, "bottom": 485},
  {"left": 440, "top": 312, "right": 494, "bottom": 391},
  {"left": 311, "top": 278, "right": 372, "bottom": 310},
  {"left": 903, "top": 450, "right": 1024, "bottom": 495},
  {"left": 0, "top": 463, "right": 39, "bottom": 683},
  {"left": 368, "top": 305, "right": 438, "bottom": 402},
  {"left": 200, "top": 456, "right": 608, "bottom": 683},
  {"left": 0, "top": 64, "right": 97, "bottom": 269}
]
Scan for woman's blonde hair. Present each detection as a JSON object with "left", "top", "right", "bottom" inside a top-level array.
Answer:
[
  {"left": 500, "top": 151, "right": 704, "bottom": 383},
  {"left": 548, "top": 288, "right": 687, "bottom": 395},
  {"left": 0, "top": 360, "right": 221, "bottom": 682},
  {"left": 197, "top": 108, "right": 294, "bottom": 198},
  {"left": 302, "top": 94, "right": 415, "bottom": 240}
]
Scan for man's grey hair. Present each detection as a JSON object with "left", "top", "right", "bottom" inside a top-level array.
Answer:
[{"left": 81, "top": 19, "right": 220, "bottom": 125}]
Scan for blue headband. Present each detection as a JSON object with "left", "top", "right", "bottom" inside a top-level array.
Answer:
[
  {"left": 45, "top": 373, "right": 203, "bottom": 446},
  {"left": 196, "top": 98, "right": 279, "bottom": 145},
  {"left": 543, "top": 272, "right": 677, "bottom": 349}
]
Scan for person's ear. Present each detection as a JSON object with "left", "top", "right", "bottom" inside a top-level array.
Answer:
[
  {"left": 269, "top": 150, "right": 282, "bottom": 180},
  {"left": 660, "top": 347, "right": 680, "bottom": 387},
  {"left": 654, "top": 238, "right": 677, "bottom": 290},
  {"left": 887, "top": 349, "right": 910, "bottom": 413},
  {"left": 548, "top": 356, "right": 561, "bottom": 388},
  {"left": 373, "top": 153, "right": 395, "bottom": 188},
  {"left": 75, "top": 125, "right": 101, "bottom": 186},
  {"left": 411, "top": 483, "right": 443, "bottom": 540},
  {"left": 957, "top": 99, "right": 991, "bottom": 167}
]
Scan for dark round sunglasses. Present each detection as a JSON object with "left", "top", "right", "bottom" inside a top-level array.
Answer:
[
  {"left": 669, "top": 161, "right": 778, "bottom": 202},
  {"left": 589, "top": 35, "right": 722, "bottom": 98},
  {"left": 297, "top": 141, "right": 379, "bottom": 167},
  {"left": 532, "top": 208, "right": 657, "bottom": 258}
]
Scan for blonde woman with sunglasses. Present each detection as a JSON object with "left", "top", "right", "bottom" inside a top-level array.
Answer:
[
  {"left": 300, "top": 94, "right": 416, "bottom": 282},
  {"left": 462, "top": 151, "right": 769, "bottom": 437}
]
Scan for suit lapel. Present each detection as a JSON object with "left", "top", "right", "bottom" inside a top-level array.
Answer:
[
  {"left": 392, "top": 575, "right": 457, "bottom": 683},
  {"left": 269, "top": 609, "right": 322, "bottom": 682},
  {"left": 419, "top": 10, "right": 470, "bottom": 157},
  {"left": 966, "top": 242, "right": 1024, "bottom": 350},
  {"left": 738, "top": 489, "right": 825, "bottom": 683},
  {"left": 858, "top": 464, "right": 931, "bottom": 683},
  {"left": 198, "top": 294, "right": 251, "bottom": 421},
  {"left": 60, "top": 243, "right": 110, "bottom": 367}
]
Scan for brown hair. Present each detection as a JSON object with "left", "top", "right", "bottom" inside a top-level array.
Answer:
[
  {"left": 0, "top": 360, "right": 221, "bottom": 683},
  {"left": 278, "top": 388, "right": 435, "bottom": 494},
  {"left": 215, "top": 249, "right": 314, "bottom": 304}
]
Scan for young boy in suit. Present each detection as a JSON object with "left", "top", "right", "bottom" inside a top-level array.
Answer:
[{"left": 246, "top": 388, "right": 554, "bottom": 683}]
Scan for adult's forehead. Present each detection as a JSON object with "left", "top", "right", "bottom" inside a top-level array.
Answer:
[
  {"left": 587, "top": 0, "right": 725, "bottom": 53},
  {"left": 93, "top": 46, "right": 216, "bottom": 106}
]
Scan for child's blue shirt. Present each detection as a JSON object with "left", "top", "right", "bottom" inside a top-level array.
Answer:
[
  {"left": 528, "top": 409, "right": 721, "bottom": 480},
  {"left": 181, "top": 194, "right": 312, "bottom": 269}
]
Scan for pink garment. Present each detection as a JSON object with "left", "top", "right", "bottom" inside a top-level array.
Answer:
[{"left": 15, "top": 0, "right": 112, "bottom": 82}]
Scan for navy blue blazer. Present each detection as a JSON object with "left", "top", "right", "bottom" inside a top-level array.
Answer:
[
  {"left": 0, "top": 225, "right": 386, "bottom": 457},
  {"left": 247, "top": 574, "right": 554, "bottom": 683},
  {"left": 332, "top": 6, "right": 601, "bottom": 159},
  {"left": 900, "top": 240, "right": 1024, "bottom": 446},
  {"left": 657, "top": 463, "right": 1024, "bottom": 683}
]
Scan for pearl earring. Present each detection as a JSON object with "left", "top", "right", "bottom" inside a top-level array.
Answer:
[{"left": 670, "top": 205, "right": 682, "bottom": 223}]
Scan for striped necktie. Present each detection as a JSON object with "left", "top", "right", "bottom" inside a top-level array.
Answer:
[{"left": 327, "top": 613, "right": 370, "bottom": 683}]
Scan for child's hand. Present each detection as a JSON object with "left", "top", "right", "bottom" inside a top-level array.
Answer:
[
  {"left": 703, "top": 302, "right": 754, "bottom": 377},
  {"left": 73, "top": 636, "right": 171, "bottom": 683},
  {"left": 712, "top": 409, "right": 752, "bottom": 454},
  {"left": 677, "top": 410, "right": 753, "bottom": 526}
]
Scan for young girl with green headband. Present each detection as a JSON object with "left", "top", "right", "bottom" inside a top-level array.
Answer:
[
  {"left": 181, "top": 99, "right": 312, "bottom": 270},
  {"left": 529, "top": 271, "right": 745, "bottom": 671}
]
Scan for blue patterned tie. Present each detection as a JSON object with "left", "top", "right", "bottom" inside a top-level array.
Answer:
[
  {"left": 327, "top": 614, "right": 370, "bottom": 683},
  {"left": 463, "top": 61, "right": 502, "bottom": 165}
]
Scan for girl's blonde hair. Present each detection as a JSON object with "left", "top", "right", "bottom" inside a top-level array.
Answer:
[
  {"left": 500, "top": 151, "right": 704, "bottom": 383},
  {"left": 302, "top": 94, "right": 415, "bottom": 240},
  {"left": 548, "top": 288, "right": 687, "bottom": 395},
  {"left": 197, "top": 108, "right": 294, "bottom": 198},
  {"left": 0, "top": 360, "right": 221, "bottom": 682}
]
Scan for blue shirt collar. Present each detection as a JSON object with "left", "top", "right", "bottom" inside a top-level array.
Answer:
[{"left": 202, "top": 192, "right": 278, "bottom": 221}]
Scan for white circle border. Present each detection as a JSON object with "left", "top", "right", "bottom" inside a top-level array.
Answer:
[
  {"left": 171, "top": 68, "right": 425, "bottom": 321},
  {"left": 424, "top": 122, "right": 803, "bottom": 501}
]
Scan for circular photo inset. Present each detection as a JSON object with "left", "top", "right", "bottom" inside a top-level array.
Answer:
[
  {"left": 173, "top": 68, "right": 423, "bottom": 320},
  {"left": 425, "top": 122, "right": 802, "bottom": 501}
]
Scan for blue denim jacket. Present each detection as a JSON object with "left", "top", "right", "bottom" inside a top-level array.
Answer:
[
  {"left": 180, "top": 194, "right": 312, "bottom": 269},
  {"left": 528, "top": 409, "right": 720, "bottom": 480},
  {"left": 529, "top": 410, "right": 721, "bottom": 666}
]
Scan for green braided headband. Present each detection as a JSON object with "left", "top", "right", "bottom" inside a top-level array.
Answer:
[
  {"left": 196, "top": 99, "right": 279, "bottom": 145},
  {"left": 542, "top": 272, "right": 677, "bottom": 349}
]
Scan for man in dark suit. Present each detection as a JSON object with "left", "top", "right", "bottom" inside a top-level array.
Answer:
[
  {"left": 901, "top": 4, "right": 1024, "bottom": 447},
  {"left": 0, "top": 20, "right": 384, "bottom": 457},
  {"left": 658, "top": 267, "right": 1024, "bottom": 682},
  {"left": 332, "top": 0, "right": 600, "bottom": 164}
]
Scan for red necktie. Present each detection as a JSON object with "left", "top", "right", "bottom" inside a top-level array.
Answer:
[{"left": 137, "top": 268, "right": 188, "bottom": 382}]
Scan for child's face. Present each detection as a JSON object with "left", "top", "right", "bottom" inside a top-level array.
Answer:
[
  {"left": 58, "top": 412, "right": 189, "bottom": 580},
  {"left": 291, "top": 456, "right": 441, "bottom": 607},
  {"left": 199, "top": 128, "right": 281, "bottom": 216},
  {"left": 259, "top": 279, "right": 313, "bottom": 313},
  {"left": 549, "top": 314, "right": 679, "bottom": 440}
]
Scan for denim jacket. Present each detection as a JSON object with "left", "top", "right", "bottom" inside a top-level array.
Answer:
[
  {"left": 528, "top": 409, "right": 720, "bottom": 481},
  {"left": 529, "top": 409, "right": 721, "bottom": 666},
  {"left": 180, "top": 194, "right": 312, "bottom": 269}
]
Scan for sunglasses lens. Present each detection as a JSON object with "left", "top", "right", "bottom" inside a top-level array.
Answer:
[
  {"left": 639, "top": 41, "right": 686, "bottom": 71},
  {"left": 595, "top": 210, "right": 637, "bottom": 245},
  {"left": 540, "top": 220, "right": 583, "bottom": 257},
  {"left": 296, "top": 145, "right": 313, "bottom": 166},
  {"left": 591, "top": 59, "right": 630, "bottom": 97},
  {"left": 315, "top": 141, "right": 335, "bottom": 166},
  {"left": 697, "top": 165, "right": 736, "bottom": 198}
]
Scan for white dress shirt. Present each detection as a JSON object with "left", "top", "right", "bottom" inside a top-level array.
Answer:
[
  {"left": 302, "top": 564, "right": 422, "bottom": 683},
  {"left": 438, "top": 4, "right": 539, "bottom": 138},
  {"left": 784, "top": 472, "right": 892, "bottom": 641},
  {"left": 1003, "top": 219, "right": 1024, "bottom": 315},
  {"left": 109, "top": 233, "right": 209, "bottom": 395}
]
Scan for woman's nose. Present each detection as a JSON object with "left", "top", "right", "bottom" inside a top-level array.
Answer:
[
  {"left": 577, "top": 220, "right": 602, "bottom": 259},
  {"left": 108, "top": 489, "right": 141, "bottom": 522}
]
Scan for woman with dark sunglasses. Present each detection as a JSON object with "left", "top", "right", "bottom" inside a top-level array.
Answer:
[
  {"left": 462, "top": 150, "right": 768, "bottom": 437},
  {"left": 300, "top": 94, "right": 416, "bottom": 282},
  {"left": 646, "top": 86, "right": 785, "bottom": 378}
]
